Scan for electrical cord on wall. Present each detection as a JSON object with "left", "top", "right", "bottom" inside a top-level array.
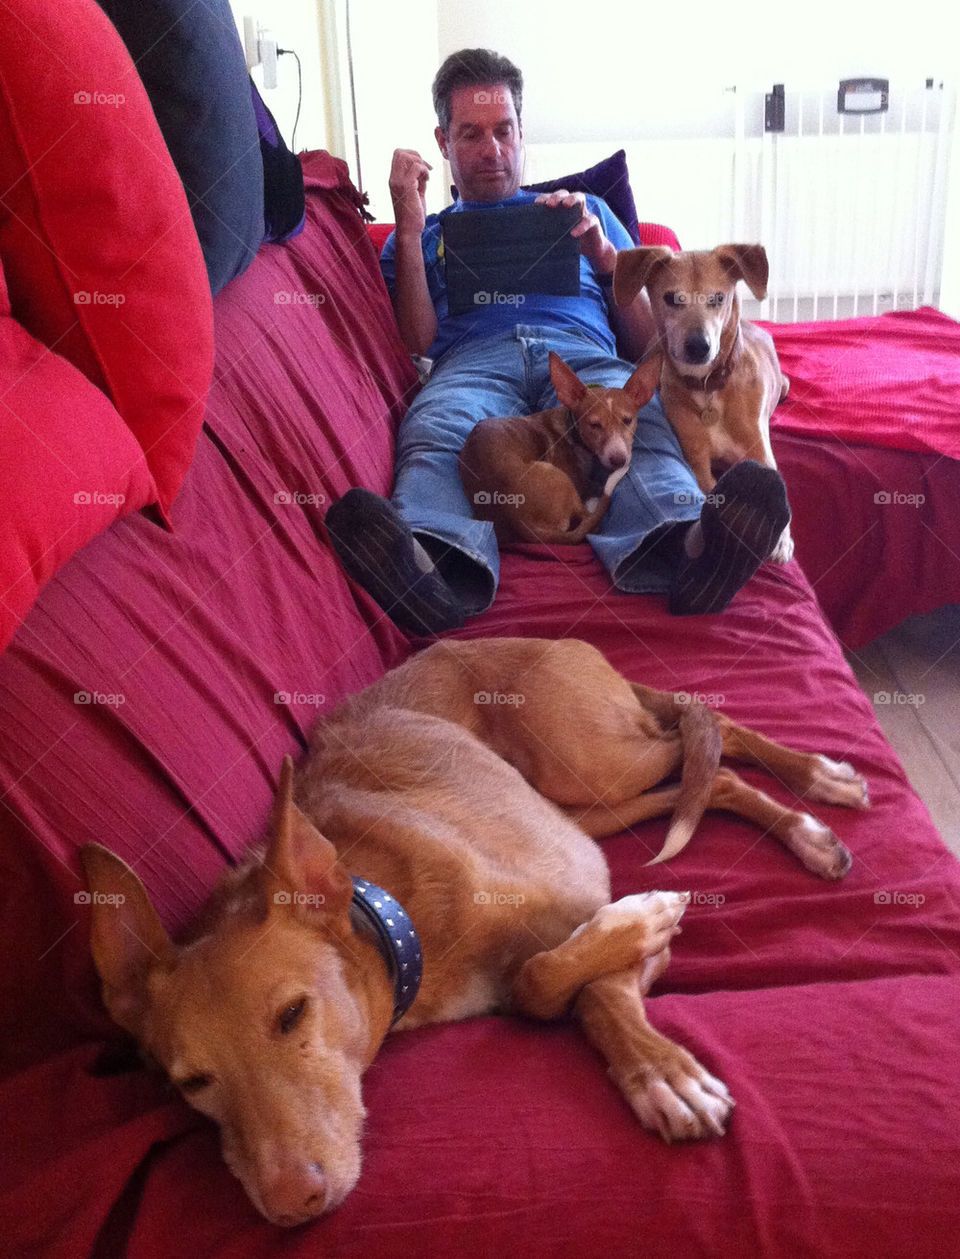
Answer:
[
  {"left": 278, "top": 48, "right": 302, "bottom": 152},
  {"left": 344, "top": 0, "right": 363, "bottom": 194}
]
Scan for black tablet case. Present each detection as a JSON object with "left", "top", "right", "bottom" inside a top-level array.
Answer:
[{"left": 441, "top": 204, "right": 581, "bottom": 315}]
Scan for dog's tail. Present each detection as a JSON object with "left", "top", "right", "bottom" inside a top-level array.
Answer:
[{"left": 647, "top": 703, "right": 722, "bottom": 865}]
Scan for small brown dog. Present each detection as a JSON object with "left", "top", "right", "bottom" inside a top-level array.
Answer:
[
  {"left": 459, "top": 351, "right": 660, "bottom": 544},
  {"left": 614, "top": 244, "right": 793, "bottom": 562},
  {"left": 82, "top": 637, "right": 868, "bottom": 1226}
]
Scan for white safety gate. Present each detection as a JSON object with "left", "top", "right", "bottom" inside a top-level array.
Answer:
[
  {"left": 522, "top": 76, "right": 955, "bottom": 324},
  {"left": 734, "top": 77, "right": 955, "bottom": 321}
]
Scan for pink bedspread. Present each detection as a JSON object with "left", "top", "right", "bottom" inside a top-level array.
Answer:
[
  {"left": 766, "top": 306, "right": 960, "bottom": 458},
  {"left": 2, "top": 157, "right": 960, "bottom": 1259},
  {"left": 760, "top": 307, "right": 960, "bottom": 647}
]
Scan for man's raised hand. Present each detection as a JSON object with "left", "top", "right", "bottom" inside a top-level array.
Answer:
[
  {"left": 534, "top": 189, "right": 617, "bottom": 274},
  {"left": 390, "top": 149, "right": 432, "bottom": 238}
]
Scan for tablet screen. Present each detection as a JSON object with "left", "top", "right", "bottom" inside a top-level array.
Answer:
[{"left": 441, "top": 204, "right": 581, "bottom": 315}]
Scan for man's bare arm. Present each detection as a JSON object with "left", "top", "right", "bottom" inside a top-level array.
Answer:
[{"left": 389, "top": 149, "right": 438, "bottom": 356}]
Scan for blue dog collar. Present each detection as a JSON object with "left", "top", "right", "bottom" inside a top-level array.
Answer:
[{"left": 350, "top": 878, "right": 422, "bottom": 1025}]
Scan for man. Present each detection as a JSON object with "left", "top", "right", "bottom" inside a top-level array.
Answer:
[{"left": 326, "top": 49, "right": 789, "bottom": 635}]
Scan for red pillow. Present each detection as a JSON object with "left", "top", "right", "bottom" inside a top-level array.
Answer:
[
  {"left": 0, "top": 0, "right": 214, "bottom": 516},
  {"left": 0, "top": 257, "right": 157, "bottom": 650}
]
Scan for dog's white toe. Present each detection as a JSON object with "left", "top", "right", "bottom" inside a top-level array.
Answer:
[
  {"left": 770, "top": 526, "right": 794, "bottom": 564},
  {"left": 807, "top": 755, "right": 870, "bottom": 809},
  {"left": 628, "top": 1063, "right": 735, "bottom": 1142}
]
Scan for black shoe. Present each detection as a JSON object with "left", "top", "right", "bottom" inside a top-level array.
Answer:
[
  {"left": 325, "top": 489, "right": 466, "bottom": 636},
  {"left": 669, "top": 462, "right": 791, "bottom": 616}
]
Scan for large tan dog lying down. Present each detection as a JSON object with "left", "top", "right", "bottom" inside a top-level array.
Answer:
[{"left": 82, "top": 638, "right": 868, "bottom": 1226}]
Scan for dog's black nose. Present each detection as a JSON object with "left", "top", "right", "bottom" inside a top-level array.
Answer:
[{"left": 683, "top": 333, "right": 711, "bottom": 364}]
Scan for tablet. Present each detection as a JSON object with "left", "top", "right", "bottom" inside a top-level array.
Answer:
[{"left": 441, "top": 203, "right": 581, "bottom": 315}]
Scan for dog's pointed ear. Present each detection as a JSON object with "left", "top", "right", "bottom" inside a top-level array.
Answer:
[
  {"left": 622, "top": 352, "right": 662, "bottom": 409},
  {"left": 264, "top": 755, "right": 353, "bottom": 920},
  {"left": 715, "top": 244, "right": 769, "bottom": 300},
  {"left": 80, "top": 843, "right": 176, "bottom": 1035},
  {"left": 613, "top": 246, "right": 673, "bottom": 308},
  {"left": 549, "top": 351, "right": 586, "bottom": 410}
]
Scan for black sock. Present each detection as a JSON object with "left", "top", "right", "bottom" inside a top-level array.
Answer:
[
  {"left": 669, "top": 462, "right": 790, "bottom": 616},
  {"left": 325, "top": 489, "right": 466, "bottom": 636}
]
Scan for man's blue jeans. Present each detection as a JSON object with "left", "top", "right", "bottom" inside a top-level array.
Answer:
[{"left": 392, "top": 324, "right": 703, "bottom": 613}]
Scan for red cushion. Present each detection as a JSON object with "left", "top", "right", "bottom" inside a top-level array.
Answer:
[
  {"left": 637, "top": 221, "right": 681, "bottom": 250},
  {"left": 0, "top": 256, "right": 157, "bottom": 651},
  {"left": 366, "top": 222, "right": 395, "bottom": 255},
  {"left": 0, "top": 0, "right": 214, "bottom": 515}
]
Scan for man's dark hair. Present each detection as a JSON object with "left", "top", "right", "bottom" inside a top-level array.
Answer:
[{"left": 432, "top": 49, "right": 523, "bottom": 135}]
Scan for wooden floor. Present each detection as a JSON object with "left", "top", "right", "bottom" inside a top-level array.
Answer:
[{"left": 846, "top": 604, "right": 960, "bottom": 858}]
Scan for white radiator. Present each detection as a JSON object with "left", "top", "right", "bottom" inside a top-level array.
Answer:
[{"left": 522, "top": 77, "right": 955, "bottom": 323}]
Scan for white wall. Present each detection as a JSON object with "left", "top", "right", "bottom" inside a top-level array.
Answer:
[
  {"left": 227, "top": 0, "right": 331, "bottom": 154},
  {"left": 940, "top": 90, "right": 960, "bottom": 317},
  {"left": 341, "top": 0, "right": 441, "bottom": 221}
]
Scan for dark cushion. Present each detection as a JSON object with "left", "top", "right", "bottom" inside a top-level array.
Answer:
[
  {"left": 451, "top": 150, "right": 641, "bottom": 245},
  {"left": 523, "top": 148, "right": 641, "bottom": 244},
  {"left": 96, "top": 0, "right": 264, "bottom": 295},
  {"left": 250, "top": 77, "right": 306, "bottom": 242}
]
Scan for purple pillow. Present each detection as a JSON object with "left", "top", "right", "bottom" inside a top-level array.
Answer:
[
  {"left": 452, "top": 150, "right": 640, "bottom": 245},
  {"left": 523, "top": 149, "right": 641, "bottom": 245}
]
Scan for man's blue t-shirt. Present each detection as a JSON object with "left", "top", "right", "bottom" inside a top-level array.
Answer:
[{"left": 380, "top": 189, "right": 632, "bottom": 363}]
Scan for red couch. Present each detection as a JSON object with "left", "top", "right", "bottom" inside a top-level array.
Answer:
[{"left": 2, "top": 153, "right": 960, "bottom": 1258}]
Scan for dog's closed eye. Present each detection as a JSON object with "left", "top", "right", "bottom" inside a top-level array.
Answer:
[
  {"left": 177, "top": 1072, "right": 214, "bottom": 1094},
  {"left": 277, "top": 996, "right": 307, "bottom": 1035}
]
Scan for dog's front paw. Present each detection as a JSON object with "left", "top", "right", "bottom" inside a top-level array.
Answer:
[
  {"left": 624, "top": 1056, "right": 735, "bottom": 1142},
  {"left": 784, "top": 813, "right": 853, "bottom": 880},
  {"left": 770, "top": 526, "right": 794, "bottom": 563},
  {"left": 806, "top": 755, "right": 870, "bottom": 810}
]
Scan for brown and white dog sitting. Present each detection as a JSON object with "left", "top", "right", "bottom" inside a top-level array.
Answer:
[
  {"left": 460, "top": 351, "right": 659, "bottom": 545},
  {"left": 81, "top": 637, "right": 868, "bottom": 1226},
  {"left": 614, "top": 244, "right": 793, "bottom": 562}
]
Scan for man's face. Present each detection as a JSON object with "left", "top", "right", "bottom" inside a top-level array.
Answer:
[{"left": 436, "top": 83, "right": 523, "bottom": 202}]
